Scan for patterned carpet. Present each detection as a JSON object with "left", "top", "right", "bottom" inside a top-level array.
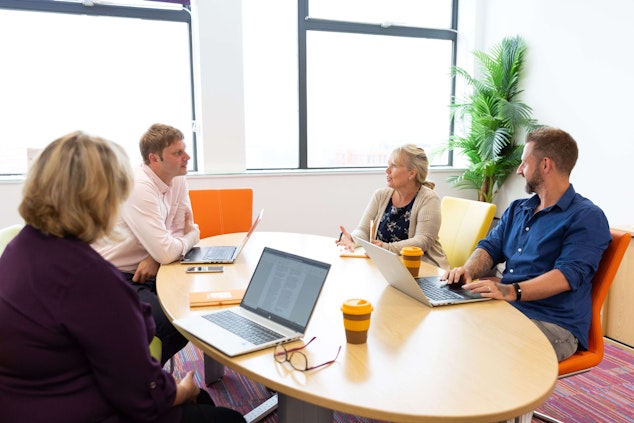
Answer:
[{"left": 168, "top": 341, "right": 634, "bottom": 423}]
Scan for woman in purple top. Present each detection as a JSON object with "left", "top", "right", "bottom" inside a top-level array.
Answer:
[{"left": 0, "top": 132, "right": 245, "bottom": 423}]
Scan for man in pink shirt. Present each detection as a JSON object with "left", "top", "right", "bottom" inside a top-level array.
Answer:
[{"left": 94, "top": 123, "right": 200, "bottom": 364}]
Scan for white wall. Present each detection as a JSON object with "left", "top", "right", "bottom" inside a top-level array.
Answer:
[
  {"left": 472, "top": 0, "right": 634, "bottom": 226},
  {"left": 1, "top": 0, "right": 632, "bottom": 235},
  {"left": 0, "top": 169, "right": 465, "bottom": 237}
]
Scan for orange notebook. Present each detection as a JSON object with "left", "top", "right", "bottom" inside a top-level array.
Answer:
[{"left": 189, "top": 289, "right": 246, "bottom": 307}]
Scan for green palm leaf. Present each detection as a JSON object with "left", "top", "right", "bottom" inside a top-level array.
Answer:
[{"left": 440, "top": 35, "right": 538, "bottom": 203}]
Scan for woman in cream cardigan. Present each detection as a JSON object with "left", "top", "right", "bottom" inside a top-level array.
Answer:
[{"left": 337, "top": 144, "right": 449, "bottom": 270}]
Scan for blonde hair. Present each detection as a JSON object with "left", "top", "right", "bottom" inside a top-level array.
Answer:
[
  {"left": 19, "top": 131, "right": 133, "bottom": 243},
  {"left": 389, "top": 144, "right": 435, "bottom": 190}
]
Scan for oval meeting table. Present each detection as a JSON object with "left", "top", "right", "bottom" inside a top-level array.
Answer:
[{"left": 157, "top": 232, "right": 558, "bottom": 423}]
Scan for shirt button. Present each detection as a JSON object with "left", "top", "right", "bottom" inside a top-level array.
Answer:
[
  {"left": 509, "top": 269, "right": 514, "bottom": 273},
  {"left": 518, "top": 248, "right": 522, "bottom": 252},
  {"left": 149, "top": 381, "right": 157, "bottom": 389},
  {"left": 525, "top": 227, "right": 529, "bottom": 231}
]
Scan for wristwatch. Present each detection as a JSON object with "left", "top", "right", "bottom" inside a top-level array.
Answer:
[{"left": 513, "top": 282, "right": 522, "bottom": 301}]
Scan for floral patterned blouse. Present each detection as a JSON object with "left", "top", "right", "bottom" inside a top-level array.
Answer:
[{"left": 376, "top": 196, "right": 416, "bottom": 243}]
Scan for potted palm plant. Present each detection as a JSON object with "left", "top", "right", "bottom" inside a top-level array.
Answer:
[{"left": 442, "top": 35, "right": 540, "bottom": 203}]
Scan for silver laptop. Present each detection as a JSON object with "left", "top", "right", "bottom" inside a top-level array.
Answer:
[
  {"left": 173, "top": 247, "right": 331, "bottom": 357},
  {"left": 359, "top": 239, "right": 490, "bottom": 307},
  {"left": 181, "top": 209, "right": 263, "bottom": 264}
]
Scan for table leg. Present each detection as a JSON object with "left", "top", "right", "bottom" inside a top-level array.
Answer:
[
  {"left": 278, "top": 392, "right": 333, "bottom": 423},
  {"left": 204, "top": 354, "right": 225, "bottom": 384}
]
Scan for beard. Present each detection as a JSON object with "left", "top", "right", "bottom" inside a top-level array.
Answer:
[{"left": 524, "top": 171, "right": 544, "bottom": 194}]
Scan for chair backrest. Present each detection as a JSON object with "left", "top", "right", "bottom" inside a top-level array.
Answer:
[
  {"left": 0, "top": 223, "right": 24, "bottom": 256},
  {"left": 188, "top": 188, "right": 253, "bottom": 239},
  {"left": 558, "top": 228, "right": 631, "bottom": 376},
  {"left": 438, "top": 197, "right": 497, "bottom": 268},
  {"left": 149, "top": 336, "right": 162, "bottom": 363}
]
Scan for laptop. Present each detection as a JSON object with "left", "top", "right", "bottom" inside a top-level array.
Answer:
[
  {"left": 181, "top": 209, "right": 264, "bottom": 264},
  {"left": 358, "top": 239, "right": 490, "bottom": 307},
  {"left": 173, "top": 247, "right": 331, "bottom": 357}
]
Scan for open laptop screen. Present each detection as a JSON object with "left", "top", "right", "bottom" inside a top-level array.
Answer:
[{"left": 240, "top": 247, "right": 330, "bottom": 333}]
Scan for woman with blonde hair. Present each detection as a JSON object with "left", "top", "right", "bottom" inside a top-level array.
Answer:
[
  {"left": 0, "top": 132, "right": 244, "bottom": 422},
  {"left": 337, "top": 144, "right": 449, "bottom": 270}
]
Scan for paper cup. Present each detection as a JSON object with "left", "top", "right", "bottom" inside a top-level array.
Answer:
[
  {"left": 341, "top": 299, "right": 373, "bottom": 344},
  {"left": 401, "top": 246, "right": 423, "bottom": 277}
]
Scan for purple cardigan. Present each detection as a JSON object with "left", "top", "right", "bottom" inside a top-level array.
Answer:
[{"left": 0, "top": 225, "right": 180, "bottom": 422}]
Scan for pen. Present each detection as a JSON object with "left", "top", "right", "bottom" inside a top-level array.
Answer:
[{"left": 338, "top": 232, "right": 343, "bottom": 242}]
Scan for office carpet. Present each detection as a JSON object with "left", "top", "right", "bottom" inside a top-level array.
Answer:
[{"left": 168, "top": 341, "right": 634, "bottom": 423}]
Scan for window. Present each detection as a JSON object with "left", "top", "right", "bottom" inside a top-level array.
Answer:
[
  {"left": 0, "top": 0, "right": 193, "bottom": 176},
  {"left": 243, "top": 0, "right": 457, "bottom": 169},
  {"left": 1, "top": 1, "right": 457, "bottom": 175}
]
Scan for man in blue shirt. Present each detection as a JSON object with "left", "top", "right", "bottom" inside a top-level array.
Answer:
[{"left": 442, "top": 127, "right": 611, "bottom": 361}]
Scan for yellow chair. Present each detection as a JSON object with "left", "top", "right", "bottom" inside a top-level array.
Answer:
[
  {"left": 534, "top": 228, "right": 631, "bottom": 423},
  {"left": 149, "top": 336, "right": 162, "bottom": 363},
  {"left": 438, "top": 196, "right": 496, "bottom": 268},
  {"left": 0, "top": 223, "right": 24, "bottom": 256},
  {"left": 189, "top": 188, "right": 253, "bottom": 239}
]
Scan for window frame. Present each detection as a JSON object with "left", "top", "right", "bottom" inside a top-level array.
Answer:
[
  {"left": 296, "top": 0, "right": 459, "bottom": 169},
  {"left": 0, "top": 0, "right": 460, "bottom": 175},
  {"left": 0, "top": 0, "right": 197, "bottom": 175}
]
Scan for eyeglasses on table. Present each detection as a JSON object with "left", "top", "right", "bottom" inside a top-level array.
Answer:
[{"left": 273, "top": 336, "right": 341, "bottom": 372}]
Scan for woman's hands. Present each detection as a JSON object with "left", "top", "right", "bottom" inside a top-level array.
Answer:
[
  {"left": 173, "top": 371, "right": 200, "bottom": 406},
  {"left": 336, "top": 226, "right": 356, "bottom": 251}
]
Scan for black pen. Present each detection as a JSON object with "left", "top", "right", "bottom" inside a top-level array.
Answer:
[{"left": 338, "top": 232, "right": 343, "bottom": 242}]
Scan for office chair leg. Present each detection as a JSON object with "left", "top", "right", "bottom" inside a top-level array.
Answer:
[{"left": 533, "top": 410, "right": 563, "bottom": 423}]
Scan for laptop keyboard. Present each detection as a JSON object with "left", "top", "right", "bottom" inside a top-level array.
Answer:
[
  {"left": 203, "top": 310, "right": 284, "bottom": 345},
  {"left": 417, "top": 277, "right": 466, "bottom": 301},
  {"left": 203, "top": 246, "right": 235, "bottom": 261}
]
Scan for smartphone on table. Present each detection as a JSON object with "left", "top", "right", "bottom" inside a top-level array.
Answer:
[{"left": 185, "top": 266, "right": 224, "bottom": 273}]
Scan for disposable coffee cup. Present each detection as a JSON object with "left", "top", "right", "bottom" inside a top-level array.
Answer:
[
  {"left": 401, "top": 246, "right": 423, "bottom": 277},
  {"left": 341, "top": 299, "right": 373, "bottom": 344}
]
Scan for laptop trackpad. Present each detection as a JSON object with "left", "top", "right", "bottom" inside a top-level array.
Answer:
[{"left": 445, "top": 281, "right": 482, "bottom": 298}]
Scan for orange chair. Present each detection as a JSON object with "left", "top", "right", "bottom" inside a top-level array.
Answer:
[
  {"left": 534, "top": 228, "right": 631, "bottom": 423},
  {"left": 188, "top": 188, "right": 253, "bottom": 239}
]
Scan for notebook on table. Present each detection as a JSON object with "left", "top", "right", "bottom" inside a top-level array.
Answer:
[
  {"left": 173, "top": 247, "right": 331, "bottom": 357},
  {"left": 359, "top": 239, "right": 490, "bottom": 307},
  {"left": 181, "top": 209, "right": 263, "bottom": 264}
]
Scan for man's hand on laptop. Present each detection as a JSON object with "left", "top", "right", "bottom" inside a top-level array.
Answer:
[
  {"left": 441, "top": 268, "right": 511, "bottom": 300},
  {"left": 133, "top": 256, "right": 160, "bottom": 283},
  {"left": 440, "top": 267, "right": 474, "bottom": 286}
]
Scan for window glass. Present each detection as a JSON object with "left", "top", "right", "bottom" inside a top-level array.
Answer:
[
  {"left": 309, "top": 0, "right": 453, "bottom": 29},
  {"left": 306, "top": 32, "right": 452, "bottom": 168},
  {"left": 0, "top": 7, "right": 193, "bottom": 175},
  {"left": 242, "top": 0, "right": 455, "bottom": 170}
]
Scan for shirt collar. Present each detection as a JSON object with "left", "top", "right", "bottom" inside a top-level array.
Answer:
[
  {"left": 141, "top": 164, "right": 170, "bottom": 194},
  {"left": 523, "top": 184, "right": 576, "bottom": 213}
]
